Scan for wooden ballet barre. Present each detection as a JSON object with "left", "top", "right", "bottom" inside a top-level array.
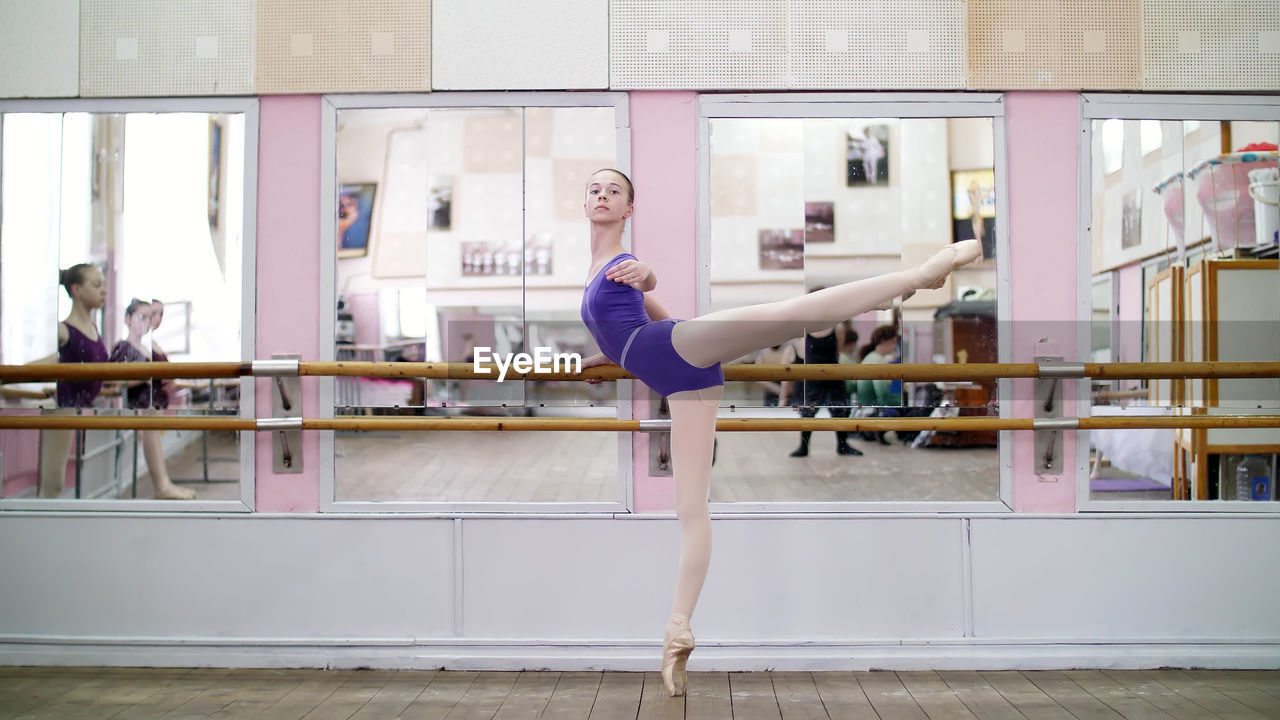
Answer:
[
  {"left": 1084, "top": 361, "right": 1280, "bottom": 380},
  {"left": 0, "top": 362, "right": 250, "bottom": 384},
  {"left": 1, "top": 414, "right": 1278, "bottom": 432}
]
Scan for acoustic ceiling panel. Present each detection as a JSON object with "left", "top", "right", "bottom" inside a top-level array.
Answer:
[
  {"left": 610, "top": 0, "right": 788, "bottom": 89},
  {"left": 256, "top": 0, "right": 430, "bottom": 94},
  {"left": 1143, "top": 0, "right": 1280, "bottom": 90},
  {"left": 79, "top": 0, "right": 253, "bottom": 97},
  {"left": 431, "top": 0, "right": 607, "bottom": 89},
  {"left": 788, "top": 0, "right": 965, "bottom": 89},
  {"left": 0, "top": 0, "right": 79, "bottom": 98},
  {"left": 967, "top": 0, "right": 1141, "bottom": 89}
]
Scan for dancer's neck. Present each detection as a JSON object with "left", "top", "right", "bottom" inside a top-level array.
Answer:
[
  {"left": 65, "top": 305, "right": 95, "bottom": 331},
  {"left": 589, "top": 221, "right": 626, "bottom": 267}
]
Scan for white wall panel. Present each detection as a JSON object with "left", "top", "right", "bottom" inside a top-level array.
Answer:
[
  {"left": 610, "top": 0, "right": 788, "bottom": 89},
  {"left": 788, "top": 0, "right": 965, "bottom": 89},
  {"left": 970, "top": 518, "right": 1280, "bottom": 640},
  {"left": 0, "top": 517, "right": 455, "bottom": 639},
  {"left": 431, "top": 0, "right": 607, "bottom": 90},
  {"left": 1143, "top": 0, "right": 1280, "bottom": 91},
  {"left": 0, "top": 0, "right": 79, "bottom": 98},
  {"left": 79, "top": 0, "right": 253, "bottom": 97}
]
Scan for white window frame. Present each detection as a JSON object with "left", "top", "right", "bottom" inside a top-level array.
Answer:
[
  {"left": 697, "top": 93, "right": 1013, "bottom": 514},
  {"left": 0, "top": 96, "right": 260, "bottom": 513},
  {"left": 318, "top": 92, "right": 633, "bottom": 514},
  {"left": 1076, "top": 93, "right": 1280, "bottom": 513}
]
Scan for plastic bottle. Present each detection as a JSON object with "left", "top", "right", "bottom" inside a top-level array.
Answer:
[{"left": 1234, "top": 455, "right": 1273, "bottom": 501}]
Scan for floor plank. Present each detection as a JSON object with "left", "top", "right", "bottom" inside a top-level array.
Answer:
[
  {"left": 348, "top": 671, "right": 434, "bottom": 719},
  {"left": 809, "top": 672, "right": 879, "bottom": 720},
  {"left": 541, "top": 672, "right": 602, "bottom": 719},
  {"left": 586, "top": 672, "right": 643, "bottom": 720},
  {"left": 444, "top": 672, "right": 519, "bottom": 720},
  {"left": 897, "top": 671, "right": 979, "bottom": 719},
  {"left": 635, "top": 672, "right": 684, "bottom": 720},
  {"left": 684, "top": 672, "right": 733, "bottom": 720},
  {"left": 729, "top": 672, "right": 783, "bottom": 720},
  {"left": 936, "top": 671, "right": 1023, "bottom": 720},
  {"left": 398, "top": 671, "right": 479, "bottom": 720},
  {"left": 0, "top": 669, "right": 105, "bottom": 720},
  {"left": 1100, "top": 670, "right": 1225, "bottom": 720},
  {"left": 855, "top": 671, "right": 928, "bottom": 720},
  {"left": 772, "top": 672, "right": 830, "bottom": 720},
  {"left": 1142, "top": 670, "right": 1270, "bottom": 720},
  {"left": 255, "top": 670, "right": 354, "bottom": 720},
  {"left": 491, "top": 671, "right": 559, "bottom": 720},
  {"left": 1062, "top": 669, "right": 1177, "bottom": 720},
  {"left": 1023, "top": 670, "right": 1125, "bottom": 720},
  {"left": 1181, "top": 671, "right": 1280, "bottom": 714},
  {"left": 977, "top": 671, "right": 1075, "bottom": 720}
]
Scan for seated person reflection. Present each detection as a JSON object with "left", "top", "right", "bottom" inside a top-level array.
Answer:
[
  {"left": 857, "top": 325, "right": 903, "bottom": 446},
  {"left": 38, "top": 264, "right": 109, "bottom": 498},
  {"left": 109, "top": 298, "right": 195, "bottom": 500}
]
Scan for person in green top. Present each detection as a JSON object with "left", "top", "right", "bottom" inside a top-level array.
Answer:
[{"left": 856, "top": 325, "right": 902, "bottom": 445}]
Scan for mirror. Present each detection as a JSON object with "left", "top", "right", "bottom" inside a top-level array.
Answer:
[
  {"left": 332, "top": 103, "right": 624, "bottom": 504},
  {"left": 706, "top": 115, "right": 1001, "bottom": 503},
  {"left": 1, "top": 110, "right": 248, "bottom": 502}
]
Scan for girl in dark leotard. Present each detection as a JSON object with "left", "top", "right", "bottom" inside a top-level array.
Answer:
[
  {"left": 40, "top": 264, "right": 108, "bottom": 498},
  {"left": 577, "top": 169, "right": 982, "bottom": 696},
  {"left": 109, "top": 298, "right": 194, "bottom": 500}
]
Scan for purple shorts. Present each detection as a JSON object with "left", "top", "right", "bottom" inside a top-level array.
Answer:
[{"left": 618, "top": 319, "right": 723, "bottom": 397}]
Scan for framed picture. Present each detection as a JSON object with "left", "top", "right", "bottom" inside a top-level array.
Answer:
[
  {"left": 207, "top": 118, "right": 223, "bottom": 230},
  {"left": 152, "top": 300, "right": 192, "bottom": 356},
  {"left": 1121, "top": 189, "right": 1142, "bottom": 249},
  {"left": 338, "top": 183, "right": 377, "bottom": 258},
  {"left": 428, "top": 175, "right": 452, "bottom": 231},
  {"left": 951, "top": 168, "right": 997, "bottom": 259},
  {"left": 804, "top": 201, "right": 835, "bottom": 243},
  {"left": 846, "top": 124, "right": 890, "bottom": 186},
  {"left": 758, "top": 229, "right": 804, "bottom": 270}
]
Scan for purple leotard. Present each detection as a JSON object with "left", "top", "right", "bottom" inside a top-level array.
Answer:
[
  {"left": 580, "top": 253, "right": 723, "bottom": 397},
  {"left": 56, "top": 323, "right": 108, "bottom": 409},
  {"left": 109, "top": 341, "right": 169, "bottom": 410}
]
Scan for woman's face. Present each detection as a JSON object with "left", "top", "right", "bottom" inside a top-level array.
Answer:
[
  {"left": 127, "top": 305, "right": 152, "bottom": 336},
  {"left": 584, "top": 171, "right": 633, "bottom": 224},
  {"left": 150, "top": 302, "right": 164, "bottom": 330},
  {"left": 72, "top": 268, "right": 107, "bottom": 310}
]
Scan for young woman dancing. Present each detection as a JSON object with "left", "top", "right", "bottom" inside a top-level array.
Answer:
[{"left": 578, "top": 169, "right": 982, "bottom": 696}]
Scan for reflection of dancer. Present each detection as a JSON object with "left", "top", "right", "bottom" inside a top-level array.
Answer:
[
  {"left": 780, "top": 322, "right": 861, "bottom": 457},
  {"left": 110, "top": 299, "right": 195, "bottom": 500},
  {"left": 577, "top": 168, "right": 982, "bottom": 696},
  {"left": 860, "top": 127, "right": 884, "bottom": 184},
  {"left": 39, "top": 264, "right": 109, "bottom": 498}
]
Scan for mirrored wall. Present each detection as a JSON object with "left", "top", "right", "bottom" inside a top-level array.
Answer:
[
  {"left": 1085, "top": 96, "right": 1279, "bottom": 505},
  {"left": 0, "top": 102, "right": 255, "bottom": 505},
  {"left": 329, "top": 97, "right": 628, "bottom": 506},
  {"left": 700, "top": 101, "right": 1005, "bottom": 504}
]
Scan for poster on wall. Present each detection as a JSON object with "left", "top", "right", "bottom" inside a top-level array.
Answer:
[
  {"left": 952, "top": 169, "right": 997, "bottom": 260},
  {"left": 338, "top": 183, "right": 377, "bottom": 258},
  {"left": 1121, "top": 189, "right": 1142, "bottom": 249},
  {"left": 758, "top": 229, "right": 804, "bottom": 269},
  {"left": 846, "top": 124, "right": 890, "bottom": 186},
  {"left": 428, "top": 175, "right": 452, "bottom": 231},
  {"left": 804, "top": 202, "right": 835, "bottom": 243}
]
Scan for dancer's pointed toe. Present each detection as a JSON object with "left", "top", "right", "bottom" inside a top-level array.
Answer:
[
  {"left": 661, "top": 622, "right": 695, "bottom": 697},
  {"left": 912, "top": 239, "right": 984, "bottom": 291}
]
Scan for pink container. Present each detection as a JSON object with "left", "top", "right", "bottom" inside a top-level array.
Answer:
[{"left": 1187, "top": 152, "right": 1279, "bottom": 249}]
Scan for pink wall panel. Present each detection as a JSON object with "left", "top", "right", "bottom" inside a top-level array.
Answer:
[
  {"left": 1006, "top": 92, "right": 1079, "bottom": 512},
  {"left": 629, "top": 91, "right": 697, "bottom": 513},
  {"left": 255, "top": 95, "right": 322, "bottom": 513}
]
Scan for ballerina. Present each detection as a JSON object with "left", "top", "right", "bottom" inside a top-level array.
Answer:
[{"left": 577, "top": 168, "right": 982, "bottom": 696}]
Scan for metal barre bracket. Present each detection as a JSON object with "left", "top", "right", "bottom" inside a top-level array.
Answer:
[
  {"left": 1037, "top": 361, "right": 1087, "bottom": 379},
  {"left": 251, "top": 359, "right": 301, "bottom": 377},
  {"left": 1034, "top": 355, "right": 1068, "bottom": 477}
]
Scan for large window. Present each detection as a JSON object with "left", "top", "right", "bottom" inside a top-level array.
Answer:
[
  {"left": 322, "top": 93, "right": 630, "bottom": 511},
  {"left": 0, "top": 98, "right": 258, "bottom": 510},
  {"left": 1081, "top": 95, "right": 1279, "bottom": 510},
  {"left": 698, "top": 95, "right": 1009, "bottom": 509}
]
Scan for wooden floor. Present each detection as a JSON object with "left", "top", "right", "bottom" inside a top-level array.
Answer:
[{"left": 2, "top": 668, "right": 1278, "bottom": 719}]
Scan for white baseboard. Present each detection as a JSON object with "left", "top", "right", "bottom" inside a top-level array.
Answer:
[{"left": 3, "top": 638, "right": 1279, "bottom": 671}]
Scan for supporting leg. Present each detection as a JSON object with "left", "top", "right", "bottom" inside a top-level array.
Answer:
[
  {"left": 38, "top": 429, "right": 75, "bottom": 499},
  {"left": 141, "top": 430, "right": 195, "bottom": 500},
  {"left": 661, "top": 384, "right": 721, "bottom": 696}
]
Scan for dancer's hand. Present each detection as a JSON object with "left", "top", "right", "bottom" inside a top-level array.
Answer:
[
  {"left": 581, "top": 353, "right": 610, "bottom": 384},
  {"left": 606, "top": 259, "right": 655, "bottom": 291}
]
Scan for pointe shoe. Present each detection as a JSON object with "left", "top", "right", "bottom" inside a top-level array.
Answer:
[
  {"left": 154, "top": 483, "right": 196, "bottom": 500},
  {"left": 910, "top": 239, "right": 983, "bottom": 291},
  {"left": 661, "top": 622, "right": 695, "bottom": 697}
]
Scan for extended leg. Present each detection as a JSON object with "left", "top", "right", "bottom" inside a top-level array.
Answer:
[
  {"left": 672, "top": 240, "right": 981, "bottom": 369},
  {"left": 661, "top": 384, "right": 721, "bottom": 695}
]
